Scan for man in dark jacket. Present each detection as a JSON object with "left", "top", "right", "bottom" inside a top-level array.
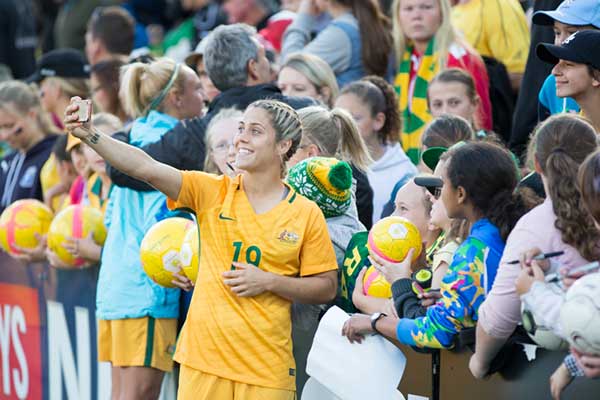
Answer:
[{"left": 108, "top": 23, "right": 316, "bottom": 191}]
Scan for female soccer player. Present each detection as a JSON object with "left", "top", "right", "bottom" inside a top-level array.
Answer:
[{"left": 64, "top": 98, "right": 338, "bottom": 400}]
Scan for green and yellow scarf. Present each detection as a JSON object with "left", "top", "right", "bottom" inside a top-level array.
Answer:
[{"left": 394, "top": 39, "right": 439, "bottom": 165}]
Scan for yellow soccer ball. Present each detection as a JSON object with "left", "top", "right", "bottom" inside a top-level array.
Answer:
[
  {"left": 140, "top": 218, "right": 194, "bottom": 288},
  {"left": 0, "top": 199, "right": 54, "bottom": 256},
  {"left": 362, "top": 266, "right": 392, "bottom": 298},
  {"left": 47, "top": 204, "right": 107, "bottom": 268},
  {"left": 367, "top": 216, "right": 422, "bottom": 263},
  {"left": 179, "top": 225, "right": 199, "bottom": 283}
]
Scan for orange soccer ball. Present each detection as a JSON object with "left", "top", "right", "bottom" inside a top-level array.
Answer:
[{"left": 0, "top": 199, "right": 54, "bottom": 256}]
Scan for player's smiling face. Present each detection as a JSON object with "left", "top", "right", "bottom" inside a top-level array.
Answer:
[{"left": 234, "top": 107, "right": 279, "bottom": 172}]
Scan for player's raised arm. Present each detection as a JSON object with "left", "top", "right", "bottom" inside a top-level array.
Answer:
[{"left": 64, "top": 97, "right": 182, "bottom": 200}]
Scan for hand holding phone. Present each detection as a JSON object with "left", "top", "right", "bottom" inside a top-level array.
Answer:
[{"left": 73, "top": 99, "right": 92, "bottom": 123}]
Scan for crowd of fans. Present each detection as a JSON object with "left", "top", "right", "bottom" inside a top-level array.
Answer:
[{"left": 1, "top": 0, "right": 600, "bottom": 399}]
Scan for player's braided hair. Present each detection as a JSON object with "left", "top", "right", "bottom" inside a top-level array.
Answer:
[{"left": 249, "top": 100, "right": 303, "bottom": 176}]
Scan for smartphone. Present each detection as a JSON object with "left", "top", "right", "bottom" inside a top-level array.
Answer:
[{"left": 74, "top": 99, "right": 92, "bottom": 122}]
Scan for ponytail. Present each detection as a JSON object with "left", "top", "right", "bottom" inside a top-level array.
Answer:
[
  {"left": 119, "top": 58, "right": 184, "bottom": 118},
  {"left": 340, "top": 75, "right": 401, "bottom": 144},
  {"left": 298, "top": 106, "right": 372, "bottom": 171},
  {"left": 534, "top": 115, "right": 600, "bottom": 260},
  {"left": 331, "top": 108, "right": 372, "bottom": 171},
  {"left": 361, "top": 75, "right": 400, "bottom": 142},
  {"left": 486, "top": 188, "right": 536, "bottom": 242}
]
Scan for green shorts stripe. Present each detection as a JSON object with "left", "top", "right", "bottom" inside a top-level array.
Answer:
[{"left": 144, "top": 317, "right": 156, "bottom": 367}]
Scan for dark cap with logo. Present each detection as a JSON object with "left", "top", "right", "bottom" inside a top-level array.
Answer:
[
  {"left": 27, "top": 48, "right": 90, "bottom": 83},
  {"left": 536, "top": 30, "right": 600, "bottom": 70}
]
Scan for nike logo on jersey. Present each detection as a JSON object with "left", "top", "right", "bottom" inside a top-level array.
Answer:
[{"left": 219, "top": 212, "right": 235, "bottom": 221}]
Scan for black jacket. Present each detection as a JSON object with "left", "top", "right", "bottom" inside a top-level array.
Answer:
[
  {"left": 392, "top": 278, "right": 428, "bottom": 320},
  {"left": 509, "top": 0, "right": 562, "bottom": 159},
  {"left": 351, "top": 166, "right": 373, "bottom": 230},
  {"left": 0, "top": 135, "right": 56, "bottom": 213},
  {"left": 108, "top": 84, "right": 318, "bottom": 190}
]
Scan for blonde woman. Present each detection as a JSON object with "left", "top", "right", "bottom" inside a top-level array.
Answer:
[
  {"left": 392, "top": 0, "right": 492, "bottom": 163},
  {"left": 86, "top": 58, "right": 204, "bottom": 399},
  {"left": 203, "top": 108, "right": 243, "bottom": 175},
  {"left": 64, "top": 98, "right": 338, "bottom": 399},
  {"left": 277, "top": 53, "right": 339, "bottom": 108}
]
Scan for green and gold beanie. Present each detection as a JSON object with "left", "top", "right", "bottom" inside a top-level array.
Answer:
[{"left": 287, "top": 157, "right": 353, "bottom": 218}]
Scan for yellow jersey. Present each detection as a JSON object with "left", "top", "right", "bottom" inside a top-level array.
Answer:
[
  {"left": 40, "top": 154, "right": 65, "bottom": 212},
  {"left": 452, "top": 0, "right": 530, "bottom": 74},
  {"left": 168, "top": 171, "right": 338, "bottom": 391},
  {"left": 86, "top": 173, "right": 112, "bottom": 216}
]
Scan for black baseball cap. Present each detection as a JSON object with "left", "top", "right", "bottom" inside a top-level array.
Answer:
[
  {"left": 536, "top": 30, "right": 600, "bottom": 70},
  {"left": 414, "top": 174, "right": 443, "bottom": 197},
  {"left": 26, "top": 48, "right": 90, "bottom": 83}
]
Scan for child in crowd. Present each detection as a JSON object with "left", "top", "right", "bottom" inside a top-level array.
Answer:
[
  {"left": 382, "top": 115, "right": 473, "bottom": 214},
  {"left": 427, "top": 68, "right": 483, "bottom": 132},
  {"left": 46, "top": 113, "right": 121, "bottom": 268},
  {"left": 43, "top": 135, "right": 77, "bottom": 210},
  {"left": 336, "top": 76, "right": 416, "bottom": 224},
  {"left": 532, "top": 0, "right": 600, "bottom": 121},
  {"left": 537, "top": 30, "right": 600, "bottom": 131},
  {"left": 203, "top": 108, "right": 242, "bottom": 176},
  {"left": 340, "top": 177, "right": 441, "bottom": 316}
]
